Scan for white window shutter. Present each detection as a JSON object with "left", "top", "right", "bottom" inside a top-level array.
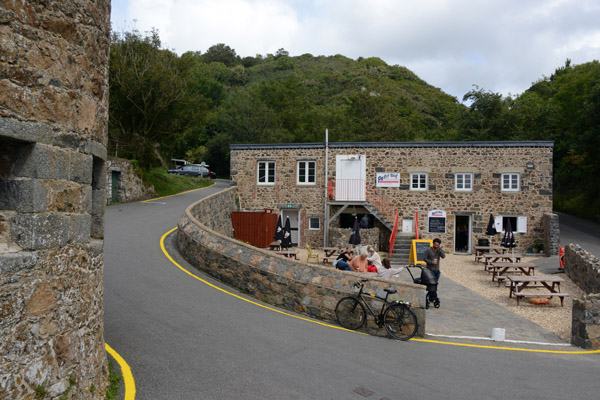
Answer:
[
  {"left": 517, "top": 217, "right": 527, "bottom": 233},
  {"left": 495, "top": 216, "right": 503, "bottom": 232}
]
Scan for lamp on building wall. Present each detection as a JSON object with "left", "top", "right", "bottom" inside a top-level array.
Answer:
[{"left": 526, "top": 162, "right": 534, "bottom": 170}]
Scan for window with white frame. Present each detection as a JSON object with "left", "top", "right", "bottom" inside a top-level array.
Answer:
[
  {"left": 455, "top": 173, "right": 473, "bottom": 191},
  {"left": 309, "top": 217, "right": 320, "bottom": 230},
  {"left": 297, "top": 160, "right": 316, "bottom": 185},
  {"left": 501, "top": 173, "right": 520, "bottom": 191},
  {"left": 410, "top": 173, "right": 427, "bottom": 190},
  {"left": 257, "top": 161, "right": 275, "bottom": 184}
]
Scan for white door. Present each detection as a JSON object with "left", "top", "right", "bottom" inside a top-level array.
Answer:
[
  {"left": 281, "top": 209, "right": 299, "bottom": 246},
  {"left": 402, "top": 219, "right": 413, "bottom": 233},
  {"left": 336, "top": 155, "right": 366, "bottom": 201}
]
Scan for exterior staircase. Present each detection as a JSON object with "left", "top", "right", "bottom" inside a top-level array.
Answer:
[
  {"left": 363, "top": 202, "right": 394, "bottom": 231},
  {"left": 390, "top": 234, "right": 414, "bottom": 267}
]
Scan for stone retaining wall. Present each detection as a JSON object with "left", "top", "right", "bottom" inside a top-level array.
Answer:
[
  {"left": 106, "top": 157, "right": 155, "bottom": 204},
  {"left": 571, "top": 294, "right": 600, "bottom": 349},
  {"left": 565, "top": 244, "right": 600, "bottom": 294},
  {"left": 566, "top": 244, "right": 600, "bottom": 348},
  {"left": 177, "top": 187, "right": 426, "bottom": 337}
]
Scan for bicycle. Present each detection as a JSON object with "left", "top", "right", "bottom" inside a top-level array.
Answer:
[{"left": 334, "top": 279, "right": 418, "bottom": 341}]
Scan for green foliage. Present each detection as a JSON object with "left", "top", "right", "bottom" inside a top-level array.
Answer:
[
  {"left": 141, "top": 168, "right": 213, "bottom": 197},
  {"left": 107, "top": 29, "right": 599, "bottom": 220},
  {"left": 105, "top": 361, "right": 121, "bottom": 400},
  {"left": 35, "top": 385, "right": 48, "bottom": 399}
]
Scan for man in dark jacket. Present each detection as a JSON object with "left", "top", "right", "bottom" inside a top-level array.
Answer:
[{"left": 423, "top": 238, "right": 445, "bottom": 302}]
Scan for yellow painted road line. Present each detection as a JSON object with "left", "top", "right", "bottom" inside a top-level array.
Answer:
[
  {"left": 142, "top": 183, "right": 214, "bottom": 202},
  {"left": 160, "top": 227, "right": 365, "bottom": 335},
  {"left": 105, "top": 342, "right": 136, "bottom": 400},
  {"left": 161, "top": 227, "right": 600, "bottom": 355}
]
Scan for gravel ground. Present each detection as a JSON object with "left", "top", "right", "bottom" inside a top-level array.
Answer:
[{"left": 442, "top": 253, "right": 585, "bottom": 341}]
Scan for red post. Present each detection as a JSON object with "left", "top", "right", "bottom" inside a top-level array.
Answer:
[{"left": 415, "top": 211, "right": 419, "bottom": 240}]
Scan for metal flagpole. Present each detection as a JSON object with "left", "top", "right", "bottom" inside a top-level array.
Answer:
[{"left": 324, "top": 128, "right": 329, "bottom": 247}]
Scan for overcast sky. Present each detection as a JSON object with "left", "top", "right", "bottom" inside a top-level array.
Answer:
[{"left": 110, "top": 0, "right": 600, "bottom": 101}]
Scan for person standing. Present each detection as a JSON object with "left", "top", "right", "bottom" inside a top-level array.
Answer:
[{"left": 423, "top": 238, "right": 445, "bottom": 300}]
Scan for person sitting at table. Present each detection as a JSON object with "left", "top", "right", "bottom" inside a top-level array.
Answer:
[
  {"left": 349, "top": 250, "right": 369, "bottom": 273},
  {"left": 332, "top": 247, "right": 353, "bottom": 271},
  {"left": 376, "top": 258, "right": 405, "bottom": 279},
  {"left": 367, "top": 246, "right": 382, "bottom": 272}
]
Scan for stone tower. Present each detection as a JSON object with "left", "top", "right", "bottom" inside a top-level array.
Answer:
[{"left": 0, "top": 1, "right": 111, "bottom": 398}]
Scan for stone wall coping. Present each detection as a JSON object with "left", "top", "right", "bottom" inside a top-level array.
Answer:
[
  {"left": 231, "top": 140, "right": 554, "bottom": 150},
  {"left": 182, "top": 187, "right": 424, "bottom": 293}
]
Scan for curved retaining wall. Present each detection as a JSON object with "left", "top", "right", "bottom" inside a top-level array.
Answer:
[{"left": 177, "top": 187, "right": 426, "bottom": 337}]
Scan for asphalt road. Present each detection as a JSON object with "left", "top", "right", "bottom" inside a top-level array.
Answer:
[{"left": 104, "top": 184, "right": 599, "bottom": 399}]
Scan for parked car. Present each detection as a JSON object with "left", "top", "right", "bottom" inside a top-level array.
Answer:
[{"left": 171, "top": 164, "right": 210, "bottom": 178}]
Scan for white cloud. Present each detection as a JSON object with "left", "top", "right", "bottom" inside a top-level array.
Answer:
[{"left": 111, "top": 0, "right": 600, "bottom": 99}]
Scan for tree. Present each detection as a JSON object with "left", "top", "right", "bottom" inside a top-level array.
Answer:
[{"left": 201, "top": 43, "right": 239, "bottom": 66}]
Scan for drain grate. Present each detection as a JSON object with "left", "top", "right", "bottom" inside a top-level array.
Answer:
[{"left": 353, "top": 386, "right": 374, "bottom": 397}]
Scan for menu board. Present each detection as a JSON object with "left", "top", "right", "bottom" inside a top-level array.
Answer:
[
  {"left": 409, "top": 239, "right": 433, "bottom": 265},
  {"left": 428, "top": 217, "right": 446, "bottom": 233}
]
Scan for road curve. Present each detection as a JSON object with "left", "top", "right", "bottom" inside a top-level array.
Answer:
[{"left": 104, "top": 182, "right": 599, "bottom": 399}]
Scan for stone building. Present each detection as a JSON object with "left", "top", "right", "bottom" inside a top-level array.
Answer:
[
  {"left": 230, "top": 141, "right": 557, "bottom": 259},
  {"left": 0, "top": 1, "right": 110, "bottom": 398}
]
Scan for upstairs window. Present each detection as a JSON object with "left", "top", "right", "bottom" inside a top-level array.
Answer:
[
  {"left": 501, "top": 173, "right": 519, "bottom": 192},
  {"left": 297, "top": 160, "right": 316, "bottom": 185},
  {"left": 257, "top": 161, "right": 275, "bottom": 185},
  {"left": 410, "top": 173, "right": 427, "bottom": 191},
  {"left": 455, "top": 173, "right": 473, "bottom": 191}
]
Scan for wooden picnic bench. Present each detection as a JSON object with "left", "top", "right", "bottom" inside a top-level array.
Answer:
[
  {"left": 322, "top": 246, "right": 343, "bottom": 263},
  {"left": 474, "top": 245, "right": 507, "bottom": 262},
  {"left": 480, "top": 252, "right": 522, "bottom": 268},
  {"left": 273, "top": 249, "right": 298, "bottom": 260},
  {"left": 488, "top": 262, "right": 538, "bottom": 284},
  {"left": 268, "top": 241, "right": 281, "bottom": 251},
  {"left": 506, "top": 275, "right": 569, "bottom": 306}
]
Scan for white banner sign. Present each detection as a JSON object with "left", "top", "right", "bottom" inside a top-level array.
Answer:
[{"left": 376, "top": 173, "right": 400, "bottom": 187}]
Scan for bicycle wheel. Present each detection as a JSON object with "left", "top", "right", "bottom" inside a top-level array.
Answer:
[
  {"left": 383, "top": 304, "right": 418, "bottom": 341},
  {"left": 335, "top": 297, "right": 366, "bottom": 330}
]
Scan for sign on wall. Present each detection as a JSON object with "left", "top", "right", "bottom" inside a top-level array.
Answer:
[
  {"left": 428, "top": 210, "right": 446, "bottom": 233},
  {"left": 376, "top": 172, "right": 400, "bottom": 187}
]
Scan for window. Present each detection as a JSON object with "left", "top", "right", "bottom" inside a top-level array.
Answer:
[
  {"left": 455, "top": 173, "right": 472, "bottom": 191},
  {"left": 495, "top": 216, "right": 527, "bottom": 233},
  {"left": 309, "top": 217, "right": 320, "bottom": 230},
  {"left": 501, "top": 173, "right": 519, "bottom": 191},
  {"left": 257, "top": 161, "right": 275, "bottom": 184},
  {"left": 297, "top": 160, "right": 316, "bottom": 185},
  {"left": 410, "top": 173, "right": 427, "bottom": 190}
]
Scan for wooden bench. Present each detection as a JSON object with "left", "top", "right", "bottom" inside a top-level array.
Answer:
[{"left": 513, "top": 291, "right": 570, "bottom": 306}]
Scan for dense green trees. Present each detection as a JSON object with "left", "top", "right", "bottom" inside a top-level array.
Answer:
[{"left": 108, "top": 29, "right": 599, "bottom": 220}]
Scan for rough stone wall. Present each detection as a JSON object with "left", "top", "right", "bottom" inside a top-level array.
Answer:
[
  {"left": 177, "top": 187, "right": 426, "bottom": 337},
  {"left": 565, "top": 244, "right": 600, "bottom": 295},
  {"left": 106, "top": 157, "right": 155, "bottom": 204},
  {"left": 231, "top": 143, "right": 554, "bottom": 253},
  {"left": 543, "top": 213, "right": 560, "bottom": 256},
  {"left": 571, "top": 294, "right": 600, "bottom": 349},
  {"left": 0, "top": 1, "right": 110, "bottom": 398}
]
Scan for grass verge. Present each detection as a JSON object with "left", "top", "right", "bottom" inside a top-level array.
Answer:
[
  {"left": 141, "top": 168, "right": 213, "bottom": 197},
  {"left": 105, "top": 361, "right": 121, "bottom": 400}
]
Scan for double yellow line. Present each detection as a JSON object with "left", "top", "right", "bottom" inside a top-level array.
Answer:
[{"left": 161, "top": 227, "right": 600, "bottom": 355}]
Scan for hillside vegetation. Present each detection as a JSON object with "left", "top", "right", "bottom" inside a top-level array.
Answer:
[{"left": 108, "top": 29, "right": 600, "bottom": 221}]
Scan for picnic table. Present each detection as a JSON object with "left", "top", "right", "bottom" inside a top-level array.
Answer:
[
  {"left": 273, "top": 249, "right": 298, "bottom": 260},
  {"left": 480, "top": 252, "right": 522, "bottom": 267},
  {"left": 268, "top": 241, "right": 281, "bottom": 251},
  {"left": 322, "top": 247, "right": 343, "bottom": 258},
  {"left": 506, "top": 274, "right": 569, "bottom": 306},
  {"left": 488, "top": 262, "right": 538, "bottom": 284},
  {"left": 474, "top": 245, "right": 507, "bottom": 262}
]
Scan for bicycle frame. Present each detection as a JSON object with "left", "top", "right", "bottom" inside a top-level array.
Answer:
[{"left": 353, "top": 280, "right": 407, "bottom": 325}]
